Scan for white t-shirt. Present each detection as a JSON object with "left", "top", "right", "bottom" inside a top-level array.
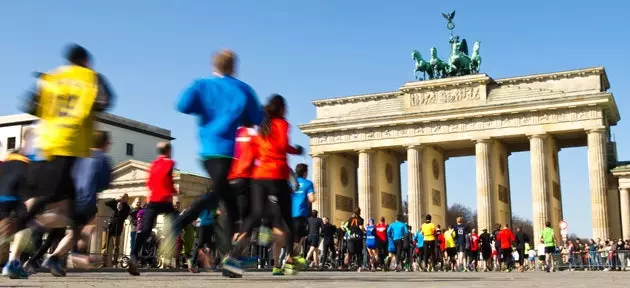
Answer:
[
  {"left": 528, "top": 249, "right": 536, "bottom": 259},
  {"left": 512, "top": 251, "right": 520, "bottom": 261},
  {"left": 537, "top": 244, "right": 546, "bottom": 256}
]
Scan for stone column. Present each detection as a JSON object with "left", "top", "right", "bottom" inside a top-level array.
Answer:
[
  {"left": 358, "top": 150, "right": 373, "bottom": 221},
  {"left": 529, "top": 134, "right": 549, "bottom": 243},
  {"left": 406, "top": 145, "right": 423, "bottom": 233},
  {"left": 587, "top": 128, "right": 609, "bottom": 239},
  {"left": 619, "top": 188, "right": 630, "bottom": 240},
  {"left": 312, "top": 154, "right": 328, "bottom": 218},
  {"left": 475, "top": 139, "right": 493, "bottom": 232}
]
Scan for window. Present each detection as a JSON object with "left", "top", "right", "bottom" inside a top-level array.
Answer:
[
  {"left": 126, "top": 143, "right": 134, "bottom": 156},
  {"left": 7, "top": 137, "right": 16, "bottom": 151}
]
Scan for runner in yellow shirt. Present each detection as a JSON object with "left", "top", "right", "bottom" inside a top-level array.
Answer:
[{"left": 421, "top": 214, "right": 437, "bottom": 271}]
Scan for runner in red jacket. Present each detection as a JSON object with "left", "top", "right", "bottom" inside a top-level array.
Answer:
[
  {"left": 228, "top": 94, "right": 304, "bottom": 276},
  {"left": 496, "top": 225, "right": 515, "bottom": 270},
  {"left": 227, "top": 124, "right": 258, "bottom": 234}
]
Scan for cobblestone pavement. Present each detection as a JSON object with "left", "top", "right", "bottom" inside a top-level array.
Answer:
[{"left": 1, "top": 271, "right": 629, "bottom": 288}]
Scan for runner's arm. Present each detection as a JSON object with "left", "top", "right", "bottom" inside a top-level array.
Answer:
[
  {"left": 244, "top": 84, "right": 264, "bottom": 125},
  {"left": 94, "top": 73, "right": 115, "bottom": 112},
  {"left": 176, "top": 80, "right": 202, "bottom": 115},
  {"left": 307, "top": 182, "right": 315, "bottom": 203}
]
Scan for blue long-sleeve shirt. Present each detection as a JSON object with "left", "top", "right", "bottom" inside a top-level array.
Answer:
[
  {"left": 198, "top": 209, "right": 215, "bottom": 226},
  {"left": 387, "top": 221, "right": 409, "bottom": 241},
  {"left": 415, "top": 232, "right": 425, "bottom": 248},
  {"left": 73, "top": 150, "right": 112, "bottom": 208},
  {"left": 176, "top": 76, "right": 263, "bottom": 158}
]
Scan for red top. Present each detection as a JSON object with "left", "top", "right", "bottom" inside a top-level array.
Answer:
[
  {"left": 251, "top": 118, "right": 300, "bottom": 180},
  {"left": 375, "top": 222, "right": 388, "bottom": 242},
  {"left": 471, "top": 233, "right": 479, "bottom": 251},
  {"left": 147, "top": 156, "right": 177, "bottom": 203},
  {"left": 228, "top": 127, "right": 258, "bottom": 180},
  {"left": 496, "top": 229, "right": 515, "bottom": 250},
  {"left": 438, "top": 234, "right": 446, "bottom": 251}
]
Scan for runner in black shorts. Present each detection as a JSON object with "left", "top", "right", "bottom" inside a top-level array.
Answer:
[
  {"left": 0, "top": 149, "right": 30, "bottom": 277},
  {"left": 41, "top": 130, "right": 113, "bottom": 276}
]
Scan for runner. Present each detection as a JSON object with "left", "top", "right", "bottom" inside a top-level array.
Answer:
[
  {"left": 42, "top": 130, "right": 113, "bottom": 276},
  {"left": 227, "top": 122, "right": 258, "bottom": 239},
  {"left": 225, "top": 94, "right": 304, "bottom": 277},
  {"left": 540, "top": 221, "right": 556, "bottom": 272},
  {"left": 365, "top": 218, "right": 377, "bottom": 271},
  {"left": 345, "top": 208, "right": 365, "bottom": 271},
  {"left": 2, "top": 44, "right": 114, "bottom": 279},
  {"left": 469, "top": 228, "right": 480, "bottom": 271},
  {"left": 305, "top": 210, "right": 323, "bottom": 269},
  {"left": 188, "top": 208, "right": 217, "bottom": 273},
  {"left": 0, "top": 129, "right": 31, "bottom": 278},
  {"left": 166, "top": 49, "right": 264, "bottom": 275},
  {"left": 291, "top": 164, "right": 315, "bottom": 265},
  {"left": 127, "top": 142, "right": 179, "bottom": 275},
  {"left": 414, "top": 227, "right": 424, "bottom": 270},
  {"left": 375, "top": 217, "right": 388, "bottom": 268},
  {"left": 320, "top": 217, "right": 337, "bottom": 269},
  {"left": 421, "top": 214, "right": 437, "bottom": 272},
  {"left": 514, "top": 226, "right": 530, "bottom": 272},
  {"left": 444, "top": 226, "right": 457, "bottom": 271},
  {"left": 496, "top": 224, "right": 515, "bottom": 272},
  {"left": 387, "top": 215, "right": 408, "bottom": 272},
  {"left": 454, "top": 217, "right": 469, "bottom": 271},
  {"left": 478, "top": 228, "right": 492, "bottom": 271}
]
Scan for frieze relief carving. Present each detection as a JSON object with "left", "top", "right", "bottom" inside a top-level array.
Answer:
[
  {"left": 309, "top": 108, "right": 600, "bottom": 145},
  {"left": 409, "top": 86, "right": 480, "bottom": 106}
]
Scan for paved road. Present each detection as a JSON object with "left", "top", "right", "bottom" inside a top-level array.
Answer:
[{"left": 0, "top": 271, "right": 629, "bottom": 288}]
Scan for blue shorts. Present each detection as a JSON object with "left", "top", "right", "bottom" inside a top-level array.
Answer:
[{"left": 366, "top": 241, "right": 377, "bottom": 250}]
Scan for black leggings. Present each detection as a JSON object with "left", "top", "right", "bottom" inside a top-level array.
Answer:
[
  {"left": 394, "top": 239, "right": 404, "bottom": 266},
  {"left": 322, "top": 240, "right": 336, "bottom": 266},
  {"left": 229, "top": 178, "right": 250, "bottom": 230},
  {"left": 191, "top": 225, "right": 214, "bottom": 264},
  {"left": 131, "top": 202, "right": 176, "bottom": 258},
  {"left": 175, "top": 158, "right": 236, "bottom": 255},
  {"left": 29, "top": 228, "right": 65, "bottom": 263},
  {"left": 237, "top": 179, "right": 293, "bottom": 259},
  {"left": 424, "top": 240, "right": 437, "bottom": 267}
]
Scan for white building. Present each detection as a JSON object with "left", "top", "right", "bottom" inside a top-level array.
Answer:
[{"left": 0, "top": 112, "right": 174, "bottom": 164}]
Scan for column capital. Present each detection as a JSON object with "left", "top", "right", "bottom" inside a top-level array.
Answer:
[
  {"left": 473, "top": 137, "right": 493, "bottom": 144},
  {"left": 586, "top": 127, "right": 607, "bottom": 134},
  {"left": 619, "top": 187, "right": 630, "bottom": 192},
  {"left": 405, "top": 144, "right": 423, "bottom": 150},
  {"left": 309, "top": 153, "right": 328, "bottom": 158},
  {"left": 357, "top": 149, "right": 373, "bottom": 154},
  {"left": 527, "top": 133, "right": 547, "bottom": 140}
]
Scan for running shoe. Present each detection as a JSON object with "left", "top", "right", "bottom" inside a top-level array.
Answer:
[
  {"left": 188, "top": 259, "right": 199, "bottom": 273},
  {"left": 222, "top": 256, "right": 244, "bottom": 277},
  {"left": 282, "top": 263, "right": 297, "bottom": 275},
  {"left": 127, "top": 256, "right": 140, "bottom": 276},
  {"left": 272, "top": 267, "right": 284, "bottom": 276},
  {"left": 292, "top": 256, "right": 307, "bottom": 270},
  {"left": 2, "top": 260, "right": 28, "bottom": 279},
  {"left": 22, "top": 259, "right": 38, "bottom": 275},
  {"left": 42, "top": 256, "right": 66, "bottom": 277}
]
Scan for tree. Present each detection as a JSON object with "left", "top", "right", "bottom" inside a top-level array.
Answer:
[
  {"left": 446, "top": 203, "right": 477, "bottom": 229},
  {"left": 511, "top": 215, "right": 534, "bottom": 242}
]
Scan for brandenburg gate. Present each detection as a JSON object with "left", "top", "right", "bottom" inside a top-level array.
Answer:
[
  {"left": 299, "top": 67, "right": 622, "bottom": 242},
  {"left": 299, "top": 11, "right": 625, "bottom": 242}
]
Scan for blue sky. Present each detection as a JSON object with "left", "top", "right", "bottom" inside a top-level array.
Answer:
[{"left": 1, "top": 1, "right": 628, "bottom": 237}]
